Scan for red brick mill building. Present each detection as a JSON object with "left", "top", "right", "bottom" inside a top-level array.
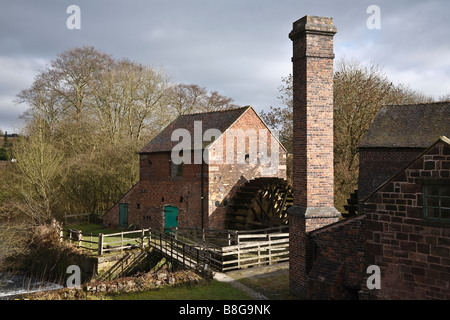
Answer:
[
  {"left": 102, "top": 106, "right": 288, "bottom": 232},
  {"left": 287, "top": 15, "right": 450, "bottom": 300}
]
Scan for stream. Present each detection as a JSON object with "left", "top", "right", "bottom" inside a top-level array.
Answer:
[{"left": 0, "top": 272, "right": 64, "bottom": 299}]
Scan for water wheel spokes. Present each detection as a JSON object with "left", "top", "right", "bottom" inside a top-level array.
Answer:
[{"left": 226, "top": 177, "right": 293, "bottom": 230}]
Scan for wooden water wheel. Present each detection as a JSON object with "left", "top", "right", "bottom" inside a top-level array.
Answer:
[{"left": 225, "top": 177, "right": 293, "bottom": 230}]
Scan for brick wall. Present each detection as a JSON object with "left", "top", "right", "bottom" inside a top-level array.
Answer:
[
  {"left": 102, "top": 152, "right": 206, "bottom": 231},
  {"left": 363, "top": 139, "right": 450, "bottom": 300},
  {"left": 306, "top": 215, "right": 366, "bottom": 299},
  {"left": 207, "top": 108, "right": 287, "bottom": 229},
  {"left": 289, "top": 211, "right": 308, "bottom": 296},
  {"left": 359, "top": 147, "right": 424, "bottom": 201}
]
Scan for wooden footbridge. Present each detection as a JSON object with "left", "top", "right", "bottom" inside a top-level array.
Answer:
[{"left": 60, "top": 226, "right": 289, "bottom": 276}]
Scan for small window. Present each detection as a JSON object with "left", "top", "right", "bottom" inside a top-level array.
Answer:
[
  {"left": 137, "top": 203, "right": 140, "bottom": 210},
  {"left": 424, "top": 184, "right": 450, "bottom": 221},
  {"left": 171, "top": 161, "right": 183, "bottom": 177}
]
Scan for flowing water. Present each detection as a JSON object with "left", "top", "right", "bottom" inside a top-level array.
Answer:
[{"left": 0, "top": 272, "right": 64, "bottom": 299}]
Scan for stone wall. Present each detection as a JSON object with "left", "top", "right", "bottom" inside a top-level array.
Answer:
[
  {"left": 359, "top": 147, "right": 424, "bottom": 201},
  {"left": 362, "top": 139, "right": 450, "bottom": 300}
]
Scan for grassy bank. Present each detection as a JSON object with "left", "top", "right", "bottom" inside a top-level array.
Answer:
[{"left": 108, "top": 280, "right": 253, "bottom": 300}]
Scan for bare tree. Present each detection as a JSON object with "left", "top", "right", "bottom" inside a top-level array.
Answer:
[
  {"left": 11, "top": 46, "right": 239, "bottom": 221},
  {"left": 260, "top": 75, "right": 293, "bottom": 154},
  {"left": 12, "top": 126, "right": 66, "bottom": 224},
  {"left": 169, "top": 83, "right": 238, "bottom": 116},
  {"left": 261, "top": 58, "right": 433, "bottom": 212}
]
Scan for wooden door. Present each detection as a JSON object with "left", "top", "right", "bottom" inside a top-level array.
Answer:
[
  {"left": 164, "top": 206, "right": 178, "bottom": 233},
  {"left": 119, "top": 203, "right": 129, "bottom": 228}
]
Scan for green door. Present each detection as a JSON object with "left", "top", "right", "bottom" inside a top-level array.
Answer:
[
  {"left": 119, "top": 203, "right": 129, "bottom": 228},
  {"left": 164, "top": 206, "right": 178, "bottom": 233}
]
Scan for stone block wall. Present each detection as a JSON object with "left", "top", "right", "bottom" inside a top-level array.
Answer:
[
  {"left": 359, "top": 148, "right": 424, "bottom": 201},
  {"left": 362, "top": 139, "right": 450, "bottom": 300}
]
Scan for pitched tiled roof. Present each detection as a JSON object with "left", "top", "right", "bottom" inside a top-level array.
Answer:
[
  {"left": 140, "top": 106, "right": 251, "bottom": 153},
  {"left": 360, "top": 102, "right": 450, "bottom": 148}
]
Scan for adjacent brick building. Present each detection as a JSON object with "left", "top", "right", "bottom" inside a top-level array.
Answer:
[
  {"left": 102, "top": 106, "right": 287, "bottom": 231},
  {"left": 359, "top": 103, "right": 450, "bottom": 200},
  {"left": 361, "top": 136, "right": 450, "bottom": 300},
  {"left": 288, "top": 15, "right": 450, "bottom": 300}
]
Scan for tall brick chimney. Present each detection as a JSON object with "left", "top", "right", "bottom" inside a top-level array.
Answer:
[
  {"left": 288, "top": 15, "right": 341, "bottom": 297},
  {"left": 288, "top": 15, "right": 340, "bottom": 230}
]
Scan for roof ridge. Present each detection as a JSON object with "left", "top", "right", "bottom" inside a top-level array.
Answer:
[
  {"left": 384, "top": 100, "right": 450, "bottom": 108},
  {"left": 362, "top": 135, "right": 450, "bottom": 203},
  {"left": 179, "top": 105, "right": 251, "bottom": 117}
]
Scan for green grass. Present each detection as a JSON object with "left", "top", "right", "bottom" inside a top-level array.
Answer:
[{"left": 107, "top": 280, "right": 253, "bottom": 300}]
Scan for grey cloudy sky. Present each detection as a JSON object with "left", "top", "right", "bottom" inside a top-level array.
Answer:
[{"left": 1, "top": 0, "right": 449, "bottom": 133}]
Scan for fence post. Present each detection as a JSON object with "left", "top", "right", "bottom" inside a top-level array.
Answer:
[
  {"left": 98, "top": 233, "right": 104, "bottom": 256},
  {"left": 183, "top": 243, "right": 185, "bottom": 269},
  {"left": 237, "top": 245, "right": 240, "bottom": 269},
  {"left": 257, "top": 243, "right": 261, "bottom": 265},
  {"left": 148, "top": 229, "right": 152, "bottom": 248},
  {"left": 141, "top": 229, "right": 145, "bottom": 251},
  {"left": 170, "top": 237, "right": 174, "bottom": 271},
  {"left": 77, "top": 231, "right": 82, "bottom": 248},
  {"left": 268, "top": 234, "right": 272, "bottom": 265}
]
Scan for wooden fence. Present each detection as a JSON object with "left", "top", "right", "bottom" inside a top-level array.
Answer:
[
  {"left": 172, "top": 226, "right": 289, "bottom": 272},
  {"left": 59, "top": 228, "right": 151, "bottom": 256}
]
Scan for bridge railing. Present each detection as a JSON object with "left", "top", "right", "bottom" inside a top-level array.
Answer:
[
  {"left": 60, "top": 226, "right": 288, "bottom": 272},
  {"left": 148, "top": 230, "right": 214, "bottom": 271}
]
